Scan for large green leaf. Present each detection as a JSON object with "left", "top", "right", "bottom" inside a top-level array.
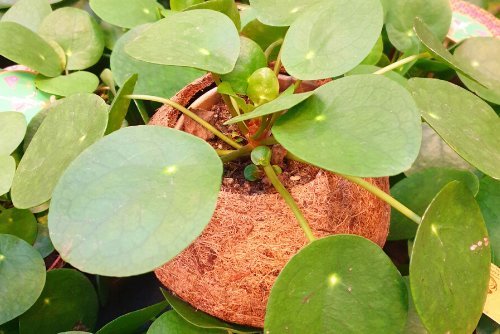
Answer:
[
  {"left": 220, "top": 36, "right": 266, "bottom": 94},
  {"left": 0, "top": 0, "right": 51, "bottom": 31},
  {"left": 105, "top": 74, "right": 137, "bottom": 134},
  {"left": 184, "top": 0, "right": 240, "bottom": 31},
  {"left": 48, "top": 126, "right": 222, "bottom": 276},
  {"left": 35, "top": 71, "right": 99, "bottom": 97},
  {"left": 161, "top": 289, "right": 260, "bottom": 333},
  {"left": 0, "top": 112, "right": 26, "bottom": 156},
  {"left": 361, "top": 35, "right": 383, "bottom": 66},
  {"left": 264, "top": 235, "right": 408, "bottom": 333},
  {"left": 476, "top": 176, "right": 500, "bottom": 266},
  {"left": 125, "top": 10, "right": 240, "bottom": 74},
  {"left": 0, "top": 208, "right": 38, "bottom": 244},
  {"left": 111, "top": 24, "right": 205, "bottom": 99},
  {"left": 170, "top": 0, "right": 203, "bottom": 11},
  {"left": 384, "top": 0, "right": 451, "bottom": 52},
  {"left": 0, "top": 22, "right": 63, "bottom": 77},
  {"left": 19, "top": 269, "right": 99, "bottom": 334},
  {"left": 148, "top": 311, "right": 225, "bottom": 334},
  {"left": 38, "top": 7, "right": 105, "bottom": 70},
  {"left": 454, "top": 37, "right": 500, "bottom": 105},
  {"left": 96, "top": 301, "right": 168, "bottom": 334},
  {"left": 89, "top": 0, "right": 160, "bottom": 29},
  {"left": 0, "top": 155, "right": 15, "bottom": 196},
  {"left": 226, "top": 90, "right": 313, "bottom": 124},
  {"left": 403, "top": 278, "right": 428, "bottom": 334},
  {"left": 0, "top": 234, "right": 46, "bottom": 325},
  {"left": 11, "top": 94, "right": 109, "bottom": 209},
  {"left": 0, "top": 0, "right": 62, "bottom": 9},
  {"left": 408, "top": 78, "right": 500, "bottom": 180},
  {"left": 273, "top": 74, "right": 421, "bottom": 177},
  {"left": 410, "top": 181, "right": 491, "bottom": 334},
  {"left": 281, "top": 0, "right": 383, "bottom": 79},
  {"left": 388, "top": 168, "right": 479, "bottom": 240},
  {"left": 249, "top": 0, "right": 324, "bottom": 26},
  {"left": 346, "top": 64, "right": 408, "bottom": 88}
]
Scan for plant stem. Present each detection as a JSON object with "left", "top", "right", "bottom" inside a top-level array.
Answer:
[
  {"left": 220, "top": 145, "right": 253, "bottom": 163},
  {"left": 251, "top": 115, "right": 271, "bottom": 140},
  {"left": 263, "top": 165, "right": 316, "bottom": 242},
  {"left": 339, "top": 174, "right": 422, "bottom": 224},
  {"left": 126, "top": 95, "right": 242, "bottom": 149},
  {"left": 265, "top": 38, "right": 284, "bottom": 60},
  {"left": 374, "top": 52, "right": 430, "bottom": 75},
  {"left": 216, "top": 149, "right": 235, "bottom": 156},
  {"left": 293, "top": 79, "right": 302, "bottom": 92}
]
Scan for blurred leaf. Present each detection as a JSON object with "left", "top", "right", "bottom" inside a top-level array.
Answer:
[
  {"left": 0, "top": 155, "right": 15, "bottom": 196},
  {"left": 111, "top": 24, "right": 204, "bottom": 99},
  {"left": 361, "top": 36, "right": 383, "bottom": 65},
  {"left": 49, "top": 126, "right": 222, "bottom": 276},
  {"left": 249, "top": 0, "right": 324, "bottom": 26},
  {"left": 0, "top": 0, "right": 51, "bottom": 31},
  {"left": 0, "top": 208, "right": 37, "bottom": 244},
  {"left": 346, "top": 64, "right": 408, "bottom": 88},
  {"left": 11, "top": 94, "right": 108, "bottom": 209},
  {"left": 389, "top": 168, "right": 479, "bottom": 240},
  {"left": 281, "top": 0, "right": 383, "bottom": 79},
  {"left": 0, "top": 112, "right": 26, "bottom": 156},
  {"left": 35, "top": 72, "right": 99, "bottom": 97},
  {"left": 183, "top": 0, "right": 240, "bottom": 30},
  {"left": 409, "top": 78, "right": 500, "bottom": 180},
  {"left": 89, "top": 0, "right": 160, "bottom": 29},
  {"left": 32, "top": 214, "right": 53, "bottom": 258},
  {"left": 402, "top": 277, "right": 428, "bottom": 334},
  {"left": 264, "top": 235, "right": 408, "bottom": 333},
  {"left": 0, "top": 318, "right": 19, "bottom": 334},
  {"left": 125, "top": 10, "right": 240, "bottom": 74},
  {"left": 410, "top": 181, "right": 491, "bottom": 333},
  {"left": 96, "top": 300, "right": 168, "bottom": 334},
  {"left": 39, "top": 7, "right": 104, "bottom": 70},
  {"left": 476, "top": 315, "right": 500, "bottom": 334},
  {"left": 476, "top": 175, "right": 500, "bottom": 266},
  {"left": 105, "top": 73, "right": 137, "bottom": 134},
  {"left": 273, "top": 75, "right": 421, "bottom": 177},
  {"left": 0, "top": 234, "right": 46, "bottom": 325},
  {"left": 240, "top": 10, "right": 287, "bottom": 58},
  {"left": 170, "top": 0, "right": 203, "bottom": 11},
  {"left": 162, "top": 289, "right": 260, "bottom": 333},
  {"left": 19, "top": 269, "right": 99, "bottom": 334}
]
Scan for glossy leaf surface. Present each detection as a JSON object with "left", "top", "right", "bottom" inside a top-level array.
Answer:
[
  {"left": 0, "top": 0, "right": 51, "bottom": 31},
  {"left": 273, "top": 75, "right": 421, "bottom": 177},
  {"left": 49, "top": 126, "right": 222, "bottom": 276},
  {"left": 0, "top": 208, "right": 38, "bottom": 244},
  {"left": 0, "top": 112, "right": 26, "bottom": 156},
  {"left": 264, "top": 235, "right": 407, "bottom": 333},
  {"left": 89, "top": 0, "right": 160, "bottom": 29},
  {"left": 35, "top": 71, "right": 99, "bottom": 97}
]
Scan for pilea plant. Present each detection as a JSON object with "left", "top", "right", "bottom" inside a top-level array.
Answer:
[{"left": 0, "top": 0, "right": 499, "bottom": 333}]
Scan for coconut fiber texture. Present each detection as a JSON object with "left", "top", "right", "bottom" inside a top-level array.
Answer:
[{"left": 150, "top": 74, "right": 391, "bottom": 328}]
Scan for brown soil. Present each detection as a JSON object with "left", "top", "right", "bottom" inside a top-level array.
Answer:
[{"left": 150, "top": 73, "right": 391, "bottom": 328}]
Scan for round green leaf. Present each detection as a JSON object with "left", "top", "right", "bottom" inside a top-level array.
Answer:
[
  {"left": 388, "top": 168, "right": 479, "bottom": 240},
  {"left": 148, "top": 311, "right": 225, "bottom": 334},
  {"left": 11, "top": 94, "right": 109, "bottom": 209},
  {"left": 410, "top": 181, "right": 491, "bottom": 334},
  {"left": 454, "top": 37, "right": 500, "bottom": 105},
  {"left": 38, "top": 7, "right": 105, "bottom": 70},
  {"left": 249, "top": 0, "right": 324, "bottom": 26},
  {"left": 264, "top": 235, "right": 408, "bottom": 333},
  {"left": 225, "top": 89, "right": 313, "bottom": 124},
  {"left": 361, "top": 35, "right": 383, "bottom": 65},
  {"left": 273, "top": 74, "right": 422, "bottom": 177},
  {"left": 0, "top": 155, "right": 15, "bottom": 196},
  {"left": 220, "top": 37, "right": 266, "bottom": 95},
  {"left": 403, "top": 277, "right": 428, "bottom": 334},
  {"left": 89, "top": 0, "right": 160, "bottom": 29},
  {"left": 0, "top": 234, "right": 46, "bottom": 325},
  {"left": 111, "top": 24, "right": 205, "bottom": 98},
  {"left": 346, "top": 64, "right": 408, "bottom": 88},
  {"left": 96, "top": 301, "right": 168, "bottom": 334},
  {"left": 281, "top": 0, "right": 383, "bottom": 80},
  {"left": 161, "top": 289, "right": 259, "bottom": 333},
  {"left": 170, "top": 0, "right": 204, "bottom": 11},
  {"left": 0, "top": 0, "right": 51, "bottom": 32},
  {"left": 408, "top": 78, "right": 500, "bottom": 180},
  {"left": 240, "top": 11, "right": 288, "bottom": 58},
  {"left": 183, "top": 0, "right": 240, "bottom": 31},
  {"left": 476, "top": 176, "right": 500, "bottom": 266},
  {"left": 35, "top": 71, "right": 99, "bottom": 97},
  {"left": 0, "top": 0, "right": 62, "bottom": 9},
  {"left": 48, "top": 126, "right": 222, "bottom": 276},
  {"left": 23, "top": 106, "right": 50, "bottom": 152},
  {"left": 0, "top": 112, "right": 26, "bottom": 156},
  {"left": 0, "top": 22, "right": 63, "bottom": 77},
  {"left": 105, "top": 74, "right": 138, "bottom": 135},
  {"left": 385, "top": 0, "right": 451, "bottom": 52},
  {"left": 125, "top": 10, "right": 240, "bottom": 74},
  {"left": 19, "top": 269, "right": 98, "bottom": 334},
  {"left": 0, "top": 208, "right": 38, "bottom": 244}
]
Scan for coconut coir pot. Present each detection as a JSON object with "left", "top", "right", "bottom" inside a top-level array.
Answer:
[{"left": 149, "top": 74, "right": 391, "bottom": 328}]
